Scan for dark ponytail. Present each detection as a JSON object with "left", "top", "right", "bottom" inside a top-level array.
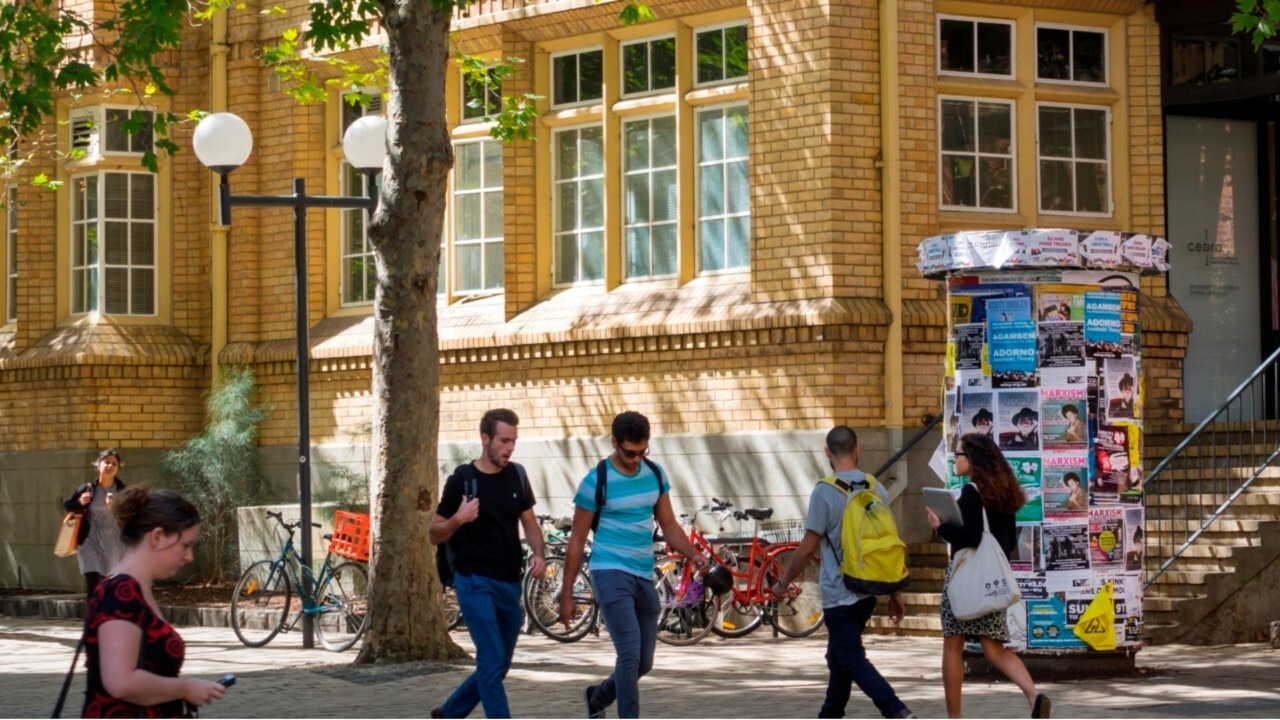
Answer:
[{"left": 112, "top": 485, "right": 200, "bottom": 545}]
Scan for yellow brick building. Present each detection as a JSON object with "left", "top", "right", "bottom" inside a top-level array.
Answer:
[{"left": 0, "top": 0, "right": 1185, "bottom": 588}]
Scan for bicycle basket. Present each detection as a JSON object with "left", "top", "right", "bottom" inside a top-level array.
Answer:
[
  {"left": 760, "top": 518, "right": 806, "bottom": 543},
  {"left": 329, "top": 511, "right": 371, "bottom": 562}
]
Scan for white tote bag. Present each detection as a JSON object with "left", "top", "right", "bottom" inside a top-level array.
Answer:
[{"left": 947, "top": 509, "right": 1021, "bottom": 621}]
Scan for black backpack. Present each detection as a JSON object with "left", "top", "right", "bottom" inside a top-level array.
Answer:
[
  {"left": 590, "top": 457, "right": 664, "bottom": 534},
  {"left": 435, "top": 462, "right": 528, "bottom": 588}
]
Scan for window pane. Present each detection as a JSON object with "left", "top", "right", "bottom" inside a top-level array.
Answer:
[
  {"left": 580, "top": 231, "right": 603, "bottom": 281},
  {"left": 1039, "top": 106, "right": 1073, "bottom": 157},
  {"left": 726, "top": 160, "right": 749, "bottom": 214},
  {"left": 700, "top": 113, "right": 724, "bottom": 162},
  {"left": 105, "top": 110, "right": 129, "bottom": 153},
  {"left": 557, "top": 184, "right": 577, "bottom": 232},
  {"left": 73, "top": 225, "right": 86, "bottom": 266},
  {"left": 72, "top": 269, "right": 87, "bottom": 313},
  {"left": 653, "top": 223, "right": 677, "bottom": 276},
  {"left": 581, "top": 127, "right": 604, "bottom": 175},
  {"left": 624, "top": 121, "right": 650, "bottom": 172},
  {"left": 553, "top": 55, "right": 578, "bottom": 105},
  {"left": 131, "top": 223, "right": 154, "bottom": 265},
  {"left": 581, "top": 178, "right": 604, "bottom": 227},
  {"left": 1076, "top": 162, "right": 1107, "bottom": 213},
  {"left": 345, "top": 212, "right": 365, "bottom": 255},
  {"left": 105, "top": 222, "right": 128, "bottom": 264},
  {"left": 580, "top": 50, "right": 603, "bottom": 102},
  {"left": 941, "top": 100, "right": 974, "bottom": 152},
  {"left": 456, "top": 143, "right": 481, "bottom": 190},
  {"left": 1040, "top": 160, "right": 1073, "bottom": 211},
  {"left": 483, "top": 241, "right": 504, "bottom": 289},
  {"left": 652, "top": 116, "right": 677, "bottom": 166},
  {"left": 130, "top": 268, "right": 153, "bottom": 314},
  {"left": 556, "top": 234, "right": 577, "bottom": 282},
  {"left": 940, "top": 19, "right": 974, "bottom": 73},
  {"left": 1074, "top": 109, "right": 1108, "bottom": 159},
  {"left": 626, "top": 227, "right": 650, "bottom": 278},
  {"left": 727, "top": 107, "right": 748, "bottom": 157},
  {"left": 484, "top": 190, "right": 504, "bottom": 237},
  {"left": 700, "top": 220, "right": 725, "bottom": 272},
  {"left": 700, "top": 165, "right": 724, "bottom": 216},
  {"left": 483, "top": 141, "right": 503, "bottom": 185},
  {"left": 623, "top": 43, "right": 649, "bottom": 95},
  {"left": 365, "top": 257, "right": 378, "bottom": 301},
  {"left": 977, "top": 104, "right": 1011, "bottom": 153},
  {"left": 104, "top": 173, "right": 128, "bottom": 218},
  {"left": 1073, "top": 31, "right": 1105, "bottom": 82},
  {"left": 978, "top": 157, "right": 1012, "bottom": 209},
  {"left": 455, "top": 194, "right": 481, "bottom": 241},
  {"left": 84, "top": 176, "right": 98, "bottom": 219},
  {"left": 1038, "top": 28, "right": 1071, "bottom": 80},
  {"left": 977, "top": 23, "right": 1011, "bottom": 75},
  {"left": 652, "top": 37, "right": 676, "bottom": 89},
  {"left": 345, "top": 257, "right": 366, "bottom": 303},
  {"left": 725, "top": 25, "right": 748, "bottom": 79},
  {"left": 653, "top": 169, "right": 677, "bottom": 222},
  {"left": 556, "top": 133, "right": 578, "bottom": 180},
  {"left": 457, "top": 243, "right": 481, "bottom": 291},
  {"left": 105, "top": 267, "right": 128, "bottom": 314},
  {"left": 131, "top": 174, "right": 154, "bottom": 219},
  {"left": 626, "top": 174, "right": 650, "bottom": 224},
  {"left": 697, "top": 30, "right": 724, "bottom": 83},
  {"left": 727, "top": 215, "right": 750, "bottom": 269},
  {"left": 947, "top": 155, "right": 976, "bottom": 206}
]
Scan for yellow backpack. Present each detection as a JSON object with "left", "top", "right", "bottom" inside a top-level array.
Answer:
[{"left": 821, "top": 474, "right": 910, "bottom": 595}]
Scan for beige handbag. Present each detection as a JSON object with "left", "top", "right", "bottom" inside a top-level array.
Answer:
[{"left": 53, "top": 512, "right": 82, "bottom": 557}]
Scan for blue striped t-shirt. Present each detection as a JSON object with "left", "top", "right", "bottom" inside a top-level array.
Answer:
[{"left": 574, "top": 458, "right": 670, "bottom": 579}]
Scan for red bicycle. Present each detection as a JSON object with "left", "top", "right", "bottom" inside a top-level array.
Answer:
[{"left": 655, "top": 499, "right": 823, "bottom": 646}]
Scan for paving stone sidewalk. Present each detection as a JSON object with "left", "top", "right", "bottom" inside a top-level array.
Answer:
[{"left": 3, "top": 614, "right": 1278, "bottom": 718}]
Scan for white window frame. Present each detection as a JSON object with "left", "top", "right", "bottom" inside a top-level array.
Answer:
[
  {"left": 693, "top": 21, "right": 749, "bottom": 88},
  {"left": 552, "top": 124, "right": 606, "bottom": 286},
  {"left": 452, "top": 139, "right": 505, "bottom": 294},
  {"left": 69, "top": 106, "right": 155, "bottom": 161},
  {"left": 5, "top": 185, "right": 15, "bottom": 323},
  {"left": 70, "top": 171, "right": 157, "bottom": 316},
  {"left": 550, "top": 48, "right": 605, "bottom": 109},
  {"left": 937, "top": 15, "right": 1016, "bottom": 80},
  {"left": 1035, "top": 23, "right": 1108, "bottom": 86},
  {"left": 340, "top": 162, "right": 376, "bottom": 306},
  {"left": 695, "top": 103, "right": 750, "bottom": 275},
  {"left": 1035, "top": 102, "right": 1112, "bottom": 217},
  {"left": 937, "top": 96, "right": 1017, "bottom": 213},
  {"left": 622, "top": 114, "right": 679, "bottom": 281},
  {"left": 620, "top": 35, "right": 678, "bottom": 98}
]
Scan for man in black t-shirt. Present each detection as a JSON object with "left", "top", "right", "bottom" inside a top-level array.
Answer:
[{"left": 429, "top": 409, "right": 545, "bottom": 719}]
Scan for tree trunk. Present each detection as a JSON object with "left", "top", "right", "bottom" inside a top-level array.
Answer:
[{"left": 355, "top": 1, "right": 464, "bottom": 664}]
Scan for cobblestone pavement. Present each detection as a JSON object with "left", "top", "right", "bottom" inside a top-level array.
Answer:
[{"left": 4, "top": 615, "right": 1279, "bottom": 718}]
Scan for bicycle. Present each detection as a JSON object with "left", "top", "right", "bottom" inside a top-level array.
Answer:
[
  {"left": 655, "top": 498, "right": 823, "bottom": 646},
  {"left": 522, "top": 513, "right": 599, "bottom": 642},
  {"left": 230, "top": 510, "right": 371, "bottom": 652}
]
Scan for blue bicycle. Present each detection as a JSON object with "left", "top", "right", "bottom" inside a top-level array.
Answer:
[{"left": 230, "top": 510, "right": 371, "bottom": 651}]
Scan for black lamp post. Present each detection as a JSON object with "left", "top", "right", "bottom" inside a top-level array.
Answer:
[{"left": 193, "top": 111, "right": 385, "bottom": 648}]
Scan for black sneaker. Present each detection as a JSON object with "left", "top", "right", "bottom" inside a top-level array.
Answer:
[{"left": 584, "top": 685, "right": 605, "bottom": 719}]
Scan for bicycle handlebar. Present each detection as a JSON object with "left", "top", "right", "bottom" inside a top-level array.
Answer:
[{"left": 264, "top": 510, "right": 321, "bottom": 533}]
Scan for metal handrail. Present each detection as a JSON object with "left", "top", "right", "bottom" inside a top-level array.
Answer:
[
  {"left": 1143, "top": 343, "right": 1280, "bottom": 590},
  {"left": 872, "top": 414, "right": 943, "bottom": 480}
]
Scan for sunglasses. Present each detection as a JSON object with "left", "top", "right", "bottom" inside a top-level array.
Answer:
[{"left": 618, "top": 446, "right": 650, "bottom": 460}]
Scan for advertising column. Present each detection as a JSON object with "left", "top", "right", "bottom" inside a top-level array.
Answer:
[{"left": 920, "top": 229, "right": 1170, "bottom": 655}]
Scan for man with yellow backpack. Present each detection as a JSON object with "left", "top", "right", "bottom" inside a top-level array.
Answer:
[{"left": 771, "top": 426, "right": 916, "bottom": 719}]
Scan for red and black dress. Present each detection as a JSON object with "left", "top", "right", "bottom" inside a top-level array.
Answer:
[{"left": 83, "top": 574, "right": 187, "bottom": 718}]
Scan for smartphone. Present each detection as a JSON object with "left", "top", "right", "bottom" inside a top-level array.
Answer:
[{"left": 217, "top": 674, "right": 236, "bottom": 688}]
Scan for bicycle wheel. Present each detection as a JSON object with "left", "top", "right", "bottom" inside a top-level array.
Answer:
[
  {"left": 654, "top": 561, "right": 718, "bottom": 646},
  {"left": 314, "top": 561, "right": 371, "bottom": 652},
  {"left": 710, "top": 591, "right": 764, "bottom": 638},
  {"left": 443, "top": 586, "right": 463, "bottom": 631},
  {"left": 765, "top": 548, "right": 825, "bottom": 638},
  {"left": 524, "top": 556, "right": 597, "bottom": 643},
  {"left": 230, "top": 559, "right": 294, "bottom": 647}
]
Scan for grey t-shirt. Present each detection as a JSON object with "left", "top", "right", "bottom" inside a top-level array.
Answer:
[{"left": 804, "top": 469, "right": 890, "bottom": 609}]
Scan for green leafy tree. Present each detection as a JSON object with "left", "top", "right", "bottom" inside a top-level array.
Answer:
[
  {"left": 158, "top": 366, "right": 269, "bottom": 582},
  {"left": 1233, "top": 0, "right": 1280, "bottom": 47}
]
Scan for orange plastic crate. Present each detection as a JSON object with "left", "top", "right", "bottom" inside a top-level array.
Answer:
[{"left": 329, "top": 511, "right": 371, "bottom": 562}]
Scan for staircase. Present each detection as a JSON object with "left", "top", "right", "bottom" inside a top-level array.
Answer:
[
  {"left": 1140, "top": 424, "right": 1280, "bottom": 644},
  {"left": 866, "top": 541, "right": 947, "bottom": 636}
]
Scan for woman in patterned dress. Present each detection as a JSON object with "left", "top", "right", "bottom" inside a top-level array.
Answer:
[
  {"left": 926, "top": 433, "right": 1050, "bottom": 719},
  {"left": 63, "top": 449, "right": 128, "bottom": 597},
  {"left": 82, "top": 486, "right": 227, "bottom": 718}
]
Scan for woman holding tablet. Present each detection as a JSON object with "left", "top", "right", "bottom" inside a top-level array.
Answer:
[{"left": 926, "top": 433, "right": 1050, "bottom": 719}]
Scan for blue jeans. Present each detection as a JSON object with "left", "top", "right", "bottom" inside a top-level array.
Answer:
[
  {"left": 590, "top": 570, "right": 660, "bottom": 719},
  {"left": 820, "top": 597, "right": 908, "bottom": 718},
  {"left": 439, "top": 573, "right": 524, "bottom": 718}
]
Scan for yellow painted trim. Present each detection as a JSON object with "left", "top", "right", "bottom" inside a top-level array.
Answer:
[
  {"left": 603, "top": 39, "right": 621, "bottom": 291},
  {"left": 534, "top": 45, "right": 553, "bottom": 299},
  {"left": 881, "top": 0, "right": 904, "bottom": 429},
  {"left": 675, "top": 20, "right": 696, "bottom": 285},
  {"left": 324, "top": 89, "right": 344, "bottom": 317}
]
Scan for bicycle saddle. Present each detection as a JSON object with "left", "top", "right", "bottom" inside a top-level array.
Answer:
[{"left": 744, "top": 507, "right": 773, "bottom": 521}]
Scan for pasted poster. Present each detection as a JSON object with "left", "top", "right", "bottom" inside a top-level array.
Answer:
[
  {"left": 997, "top": 391, "right": 1041, "bottom": 452},
  {"left": 1035, "top": 284, "right": 1086, "bottom": 322},
  {"left": 1123, "top": 507, "right": 1145, "bottom": 573},
  {"left": 1044, "top": 520, "right": 1090, "bottom": 572},
  {"left": 1092, "top": 424, "right": 1137, "bottom": 501},
  {"left": 1088, "top": 507, "right": 1125, "bottom": 569},
  {"left": 1038, "top": 322, "right": 1085, "bottom": 368},
  {"left": 1042, "top": 387, "right": 1088, "bottom": 451},
  {"left": 1007, "top": 456, "right": 1044, "bottom": 523},
  {"left": 1103, "top": 356, "right": 1138, "bottom": 422},
  {"left": 958, "top": 391, "right": 995, "bottom": 441},
  {"left": 1027, "top": 596, "right": 1089, "bottom": 650},
  {"left": 1012, "top": 525, "right": 1044, "bottom": 573},
  {"left": 1084, "top": 291, "right": 1123, "bottom": 358},
  {"left": 1043, "top": 453, "right": 1089, "bottom": 518},
  {"left": 954, "top": 324, "right": 985, "bottom": 371},
  {"left": 990, "top": 319, "right": 1039, "bottom": 388}
]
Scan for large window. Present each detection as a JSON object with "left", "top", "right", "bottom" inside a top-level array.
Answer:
[
  {"left": 554, "top": 126, "right": 605, "bottom": 284},
  {"left": 5, "top": 185, "right": 15, "bottom": 323},
  {"left": 71, "top": 108, "right": 154, "bottom": 158},
  {"left": 697, "top": 105, "right": 749, "bottom": 273},
  {"left": 622, "top": 36, "right": 676, "bottom": 96},
  {"left": 940, "top": 98, "right": 1015, "bottom": 211},
  {"left": 939, "top": 16, "right": 1013, "bottom": 77},
  {"left": 695, "top": 23, "right": 748, "bottom": 85},
  {"left": 623, "top": 116, "right": 678, "bottom": 279},
  {"left": 1037, "top": 104, "right": 1110, "bottom": 214},
  {"left": 71, "top": 172, "right": 156, "bottom": 315},
  {"left": 552, "top": 50, "right": 603, "bottom": 107},
  {"left": 454, "top": 140, "right": 504, "bottom": 292},
  {"left": 340, "top": 164, "right": 376, "bottom": 306},
  {"left": 1036, "top": 25, "right": 1106, "bottom": 84}
]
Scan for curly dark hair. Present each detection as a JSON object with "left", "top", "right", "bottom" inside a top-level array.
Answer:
[
  {"left": 611, "top": 411, "right": 650, "bottom": 444},
  {"left": 958, "top": 433, "right": 1026, "bottom": 515}
]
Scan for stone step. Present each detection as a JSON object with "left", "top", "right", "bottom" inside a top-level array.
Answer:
[
  {"left": 865, "top": 614, "right": 942, "bottom": 637},
  {"left": 1145, "top": 568, "right": 1233, "bottom": 588}
]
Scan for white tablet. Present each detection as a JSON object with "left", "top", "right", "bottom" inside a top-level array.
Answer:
[{"left": 923, "top": 486, "right": 962, "bottom": 527}]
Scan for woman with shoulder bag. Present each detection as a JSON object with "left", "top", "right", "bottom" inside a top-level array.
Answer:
[
  {"left": 926, "top": 433, "right": 1050, "bottom": 719},
  {"left": 82, "top": 485, "right": 226, "bottom": 718},
  {"left": 63, "top": 449, "right": 127, "bottom": 597}
]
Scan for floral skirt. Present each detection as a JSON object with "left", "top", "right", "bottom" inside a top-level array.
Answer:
[{"left": 939, "top": 559, "right": 1009, "bottom": 641}]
